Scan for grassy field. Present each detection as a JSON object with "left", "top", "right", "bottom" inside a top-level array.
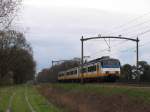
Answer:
[
  {"left": 51, "top": 83, "right": 150, "bottom": 102},
  {"left": 1, "top": 84, "right": 150, "bottom": 112},
  {"left": 0, "top": 85, "right": 63, "bottom": 112},
  {"left": 0, "top": 86, "right": 14, "bottom": 112}
]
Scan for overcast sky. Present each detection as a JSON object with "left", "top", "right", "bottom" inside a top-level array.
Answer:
[{"left": 16, "top": 0, "right": 150, "bottom": 72}]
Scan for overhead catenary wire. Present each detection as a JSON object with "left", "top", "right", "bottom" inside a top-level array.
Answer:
[
  {"left": 84, "top": 11, "right": 150, "bottom": 63},
  {"left": 108, "top": 20, "right": 150, "bottom": 36},
  {"left": 127, "top": 28, "right": 150, "bottom": 38},
  {"left": 114, "top": 11, "right": 150, "bottom": 29},
  {"left": 87, "top": 37, "right": 150, "bottom": 59},
  {"left": 103, "top": 11, "right": 150, "bottom": 38},
  {"left": 120, "top": 19, "right": 150, "bottom": 32},
  {"left": 120, "top": 25, "right": 150, "bottom": 37},
  {"left": 107, "top": 11, "right": 150, "bottom": 35},
  {"left": 103, "top": 38, "right": 111, "bottom": 51},
  {"left": 110, "top": 39, "right": 150, "bottom": 55},
  {"left": 87, "top": 39, "right": 130, "bottom": 58}
]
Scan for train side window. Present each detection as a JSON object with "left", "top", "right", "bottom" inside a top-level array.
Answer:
[
  {"left": 71, "top": 71, "right": 73, "bottom": 75},
  {"left": 88, "top": 66, "right": 91, "bottom": 72},
  {"left": 88, "top": 66, "right": 92, "bottom": 72},
  {"left": 62, "top": 73, "right": 64, "bottom": 76},
  {"left": 93, "top": 65, "right": 96, "bottom": 72},
  {"left": 64, "top": 73, "right": 66, "bottom": 75},
  {"left": 88, "top": 65, "right": 96, "bottom": 72},
  {"left": 84, "top": 68, "right": 87, "bottom": 73},
  {"left": 88, "top": 67, "right": 90, "bottom": 72},
  {"left": 81, "top": 68, "right": 87, "bottom": 73},
  {"left": 59, "top": 73, "right": 63, "bottom": 77},
  {"left": 74, "top": 70, "right": 77, "bottom": 74}
]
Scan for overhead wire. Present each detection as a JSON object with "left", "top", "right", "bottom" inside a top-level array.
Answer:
[
  {"left": 107, "top": 11, "right": 150, "bottom": 35},
  {"left": 85, "top": 11, "right": 150, "bottom": 60},
  {"left": 111, "top": 39, "right": 150, "bottom": 55},
  {"left": 109, "top": 20, "right": 150, "bottom": 36},
  {"left": 102, "top": 11, "right": 150, "bottom": 40},
  {"left": 120, "top": 25, "right": 150, "bottom": 37},
  {"left": 114, "top": 12, "right": 150, "bottom": 29},
  {"left": 88, "top": 39, "right": 130, "bottom": 58},
  {"left": 128, "top": 28, "right": 150, "bottom": 38},
  {"left": 105, "top": 13, "right": 150, "bottom": 53}
]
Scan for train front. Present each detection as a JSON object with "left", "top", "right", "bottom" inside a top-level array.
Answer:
[{"left": 100, "top": 58, "right": 121, "bottom": 81}]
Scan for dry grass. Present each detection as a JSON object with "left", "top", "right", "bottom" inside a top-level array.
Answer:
[{"left": 37, "top": 84, "right": 150, "bottom": 112}]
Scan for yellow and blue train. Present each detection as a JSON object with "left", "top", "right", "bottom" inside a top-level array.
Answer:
[{"left": 58, "top": 56, "right": 121, "bottom": 82}]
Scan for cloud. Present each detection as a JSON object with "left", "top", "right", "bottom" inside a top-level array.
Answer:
[
  {"left": 23, "top": 0, "right": 150, "bottom": 14},
  {"left": 19, "top": 1, "right": 150, "bottom": 71}
]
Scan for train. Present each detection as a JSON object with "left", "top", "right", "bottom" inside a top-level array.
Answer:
[{"left": 58, "top": 56, "right": 121, "bottom": 82}]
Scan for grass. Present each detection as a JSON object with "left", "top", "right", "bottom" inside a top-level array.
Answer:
[
  {"left": 1, "top": 84, "right": 150, "bottom": 112},
  {"left": 0, "top": 85, "right": 63, "bottom": 112},
  {"left": 51, "top": 83, "right": 150, "bottom": 102},
  {"left": 0, "top": 86, "right": 14, "bottom": 112},
  {"left": 12, "top": 86, "right": 30, "bottom": 112},
  {"left": 27, "top": 86, "right": 62, "bottom": 112}
]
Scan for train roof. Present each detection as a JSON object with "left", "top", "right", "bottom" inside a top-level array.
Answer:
[{"left": 84, "top": 56, "right": 119, "bottom": 65}]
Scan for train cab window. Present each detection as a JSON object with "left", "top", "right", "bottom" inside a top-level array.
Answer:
[{"left": 101, "top": 60, "right": 120, "bottom": 67}]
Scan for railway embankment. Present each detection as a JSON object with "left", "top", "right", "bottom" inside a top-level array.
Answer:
[{"left": 37, "top": 83, "right": 150, "bottom": 112}]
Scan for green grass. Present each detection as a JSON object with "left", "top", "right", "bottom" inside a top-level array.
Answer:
[
  {"left": 12, "top": 86, "right": 30, "bottom": 112},
  {"left": 27, "top": 86, "right": 63, "bottom": 112},
  {"left": 0, "top": 86, "right": 14, "bottom": 112},
  {"left": 51, "top": 83, "right": 150, "bottom": 102},
  {"left": 0, "top": 85, "right": 63, "bottom": 112}
]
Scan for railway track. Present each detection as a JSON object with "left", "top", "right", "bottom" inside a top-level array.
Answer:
[
  {"left": 5, "top": 86, "right": 36, "bottom": 112},
  {"left": 25, "top": 86, "right": 36, "bottom": 112},
  {"left": 6, "top": 92, "right": 16, "bottom": 112}
]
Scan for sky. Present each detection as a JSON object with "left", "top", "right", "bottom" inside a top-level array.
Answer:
[{"left": 15, "top": 0, "right": 150, "bottom": 72}]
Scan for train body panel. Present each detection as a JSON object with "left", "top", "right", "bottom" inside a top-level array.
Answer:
[{"left": 58, "top": 56, "right": 121, "bottom": 82}]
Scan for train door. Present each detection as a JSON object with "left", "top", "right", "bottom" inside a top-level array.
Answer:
[
  {"left": 98, "top": 62, "right": 102, "bottom": 76},
  {"left": 96, "top": 63, "right": 99, "bottom": 76}
]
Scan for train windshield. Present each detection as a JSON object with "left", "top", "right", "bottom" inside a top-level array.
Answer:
[{"left": 101, "top": 60, "right": 120, "bottom": 68}]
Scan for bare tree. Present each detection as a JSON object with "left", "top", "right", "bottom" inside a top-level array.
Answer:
[
  {"left": 0, "top": 0, "right": 22, "bottom": 30},
  {"left": 0, "top": 30, "right": 35, "bottom": 85}
]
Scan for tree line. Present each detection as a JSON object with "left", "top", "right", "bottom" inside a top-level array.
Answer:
[
  {"left": 121, "top": 61, "right": 150, "bottom": 82},
  {"left": 0, "top": 30, "right": 36, "bottom": 85},
  {"left": 0, "top": 0, "right": 36, "bottom": 85}
]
